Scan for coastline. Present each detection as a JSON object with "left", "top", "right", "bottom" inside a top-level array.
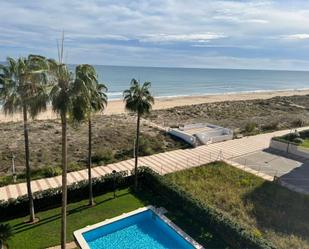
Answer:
[{"left": 1, "top": 89, "right": 309, "bottom": 123}]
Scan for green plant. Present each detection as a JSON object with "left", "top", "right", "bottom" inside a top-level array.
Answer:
[
  {"left": 262, "top": 121, "right": 279, "bottom": 131},
  {"left": 293, "top": 137, "right": 304, "bottom": 144},
  {"left": 0, "top": 223, "right": 13, "bottom": 249},
  {"left": 123, "top": 79, "right": 154, "bottom": 191},
  {"left": 138, "top": 137, "right": 157, "bottom": 156},
  {"left": 67, "top": 163, "right": 83, "bottom": 172},
  {"left": 71, "top": 64, "right": 108, "bottom": 206},
  {"left": 292, "top": 118, "right": 304, "bottom": 128},
  {"left": 42, "top": 166, "right": 62, "bottom": 177},
  {"left": 245, "top": 122, "right": 257, "bottom": 133},
  {"left": 92, "top": 148, "right": 115, "bottom": 164},
  {"left": 0, "top": 55, "right": 50, "bottom": 223}
]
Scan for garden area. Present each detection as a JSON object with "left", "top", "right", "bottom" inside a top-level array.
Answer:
[
  {"left": 273, "top": 129, "right": 309, "bottom": 148},
  {"left": 1, "top": 163, "right": 278, "bottom": 249},
  {"left": 1, "top": 188, "right": 228, "bottom": 249},
  {"left": 165, "top": 161, "right": 309, "bottom": 249},
  {"left": 2, "top": 161, "right": 307, "bottom": 249}
]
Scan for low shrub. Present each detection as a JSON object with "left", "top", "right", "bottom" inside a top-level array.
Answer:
[
  {"left": 292, "top": 118, "right": 304, "bottom": 128},
  {"left": 139, "top": 167, "right": 275, "bottom": 249},
  {"left": 92, "top": 148, "right": 115, "bottom": 164},
  {"left": 293, "top": 137, "right": 304, "bottom": 144},
  {"left": 139, "top": 137, "right": 158, "bottom": 156},
  {"left": 273, "top": 131, "right": 305, "bottom": 145},
  {"left": 114, "top": 137, "right": 165, "bottom": 160},
  {"left": 41, "top": 166, "right": 62, "bottom": 177},
  {"left": 262, "top": 121, "right": 279, "bottom": 131},
  {"left": 67, "top": 163, "right": 84, "bottom": 172},
  {"left": 245, "top": 122, "right": 257, "bottom": 133}
]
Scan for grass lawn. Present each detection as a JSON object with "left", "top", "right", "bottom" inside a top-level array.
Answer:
[
  {"left": 6, "top": 188, "right": 144, "bottom": 249},
  {"left": 165, "top": 161, "right": 309, "bottom": 249},
  {"left": 4, "top": 187, "right": 228, "bottom": 249}
]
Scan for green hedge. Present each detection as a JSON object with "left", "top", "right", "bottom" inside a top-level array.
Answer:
[
  {"left": 273, "top": 129, "right": 309, "bottom": 145},
  {"left": 139, "top": 167, "right": 276, "bottom": 249},
  {"left": 272, "top": 136, "right": 298, "bottom": 145},
  {"left": 0, "top": 170, "right": 131, "bottom": 221}
]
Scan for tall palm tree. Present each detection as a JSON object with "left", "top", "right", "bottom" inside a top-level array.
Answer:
[
  {"left": 0, "top": 224, "right": 13, "bottom": 249},
  {"left": 0, "top": 55, "right": 49, "bottom": 223},
  {"left": 123, "top": 79, "right": 154, "bottom": 191},
  {"left": 72, "top": 64, "right": 107, "bottom": 206},
  {"left": 48, "top": 58, "right": 74, "bottom": 249}
]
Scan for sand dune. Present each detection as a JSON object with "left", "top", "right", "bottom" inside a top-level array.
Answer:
[{"left": 0, "top": 89, "right": 308, "bottom": 123}]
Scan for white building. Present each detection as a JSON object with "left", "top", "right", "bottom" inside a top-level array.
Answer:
[{"left": 169, "top": 123, "right": 233, "bottom": 147}]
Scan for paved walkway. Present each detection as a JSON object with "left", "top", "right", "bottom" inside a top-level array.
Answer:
[{"left": 1, "top": 127, "right": 308, "bottom": 201}]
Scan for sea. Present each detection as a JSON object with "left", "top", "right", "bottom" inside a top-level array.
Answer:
[{"left": 90, "top": 65, "right": 309, "bottom": 100}]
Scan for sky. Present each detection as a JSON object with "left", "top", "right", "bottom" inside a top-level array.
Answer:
[{"left": 1, "top": 0, "right": 309, "bottom": 70}]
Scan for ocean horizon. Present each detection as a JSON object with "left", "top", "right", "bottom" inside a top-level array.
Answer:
[
  {"left": 87, "top": 65, "right": 309, "bottom": 100},
  {"left": 2, "top": 62, "right": 309, "bottom": 100}
]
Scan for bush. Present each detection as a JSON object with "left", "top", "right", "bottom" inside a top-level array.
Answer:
[
  {"left": 292, "top": 118, "right": 304, "bottom": 128},
  {"left": 300, "top": 129, "right": 309, "bottom": 138},
  {"left": 114, "top": 136, "right": 164, "bottom": 160},
  {"left": 41, "top": 166, "right": 62, "bottom": 177},
  {"left": 138, "top": 167, "right": 275, "bottom": 249},
  {"left": 0, "top": 223, "right": 13, "bottom": 247},
  {"left": 284, "top": 132, "right": 300, "bottom": 142},
  {"left": 139, "top": 137, "right": 159, "bottom": 156},
  {"left": 92, "top": 148, "right": 115, "bottom": 164},
  {"left": 293, "top": 137, "right": 304, "bottom": 144},
  {"left": 67, "top": 163, "right": 83, "bottom": 172},
  {"left": 262, "top": 122, "right": 279, "bottom": 131},
  {"left": 245, "top": 122, "right": 257, "bottom": 133}
]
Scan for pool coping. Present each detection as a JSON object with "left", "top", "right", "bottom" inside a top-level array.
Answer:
[{"left": 73, "top": 205, "right": 204, "bottom": 249}]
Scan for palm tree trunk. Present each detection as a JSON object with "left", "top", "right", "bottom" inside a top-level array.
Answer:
[
  {"left": 23, "top": 105, "right": 35, "bottom": 223},
  {"left": 134, "top": 113, "right": 141, "bottom": 191},
  {"left": 61, "top": 113, "right": 68, "bottom": 249},
  {"left": 88, "top": 117, "right": 94, "bottom": 206}
]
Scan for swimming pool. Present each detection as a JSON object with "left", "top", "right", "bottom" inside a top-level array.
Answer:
[{"left": 74, "top": 206, "right": 203, "bottom": 249}]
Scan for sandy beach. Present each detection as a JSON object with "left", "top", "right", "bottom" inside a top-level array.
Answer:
[{"left": 1, "top": 89, "right": 309, "bottom": 123}]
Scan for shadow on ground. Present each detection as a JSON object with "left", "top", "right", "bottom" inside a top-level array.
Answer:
[
  {"left": 243, "top": 179, "right": 309, "bottom": 242},
  {"left": 11, "top": 191, "right": 130, "bottom": 234}
]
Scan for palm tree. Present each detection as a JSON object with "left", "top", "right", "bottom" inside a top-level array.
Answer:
[
  {"left": 0, "top": 224, "right": 13, "bottom": 249},
  {"left": 123, "top": 79, "right": 154, "bottom": 191},
  {"left": 72, "top": 64, "right": 107, "bottom": 206},
  {"left": 48, "top": 58, "right": 74, "bottom": 249},
  {"left": 0, "top": 55, "right": 49, "bottom": 223}
]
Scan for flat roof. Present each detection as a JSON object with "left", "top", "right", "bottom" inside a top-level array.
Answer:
[{"left": 183, "top": 126, "right": 217, "bottom": 135}]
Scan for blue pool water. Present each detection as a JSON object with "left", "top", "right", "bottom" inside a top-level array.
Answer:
[{"left": 83, "top": 209, "right": 195, "bottom": 249}]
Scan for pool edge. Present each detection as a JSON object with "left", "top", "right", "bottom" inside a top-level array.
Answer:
[{"left": 73, "top": 205, "right": 203, "bottom": 249}]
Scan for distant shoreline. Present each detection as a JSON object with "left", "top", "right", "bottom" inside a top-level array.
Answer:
[{"left": 1, "top": 88, "right": 309, "bottom": 123}]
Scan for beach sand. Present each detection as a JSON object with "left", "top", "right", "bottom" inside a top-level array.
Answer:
[{"left": 1, "top": 89, "right": 309, "bottom": 123}]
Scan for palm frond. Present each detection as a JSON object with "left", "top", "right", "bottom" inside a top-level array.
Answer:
[
  {"left": 0, "top": 55, "right": 50, "bottom": 118},
  {"left": 123, "top": 79, "right": 154, "bottom": 115},
  {"left": 70, "top": 64, "right": 107, "bottom": 122}
]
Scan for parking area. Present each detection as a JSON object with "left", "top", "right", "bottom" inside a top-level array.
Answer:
[{"left": 233, "top": 148, "right": 309, "bottom": 194}]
